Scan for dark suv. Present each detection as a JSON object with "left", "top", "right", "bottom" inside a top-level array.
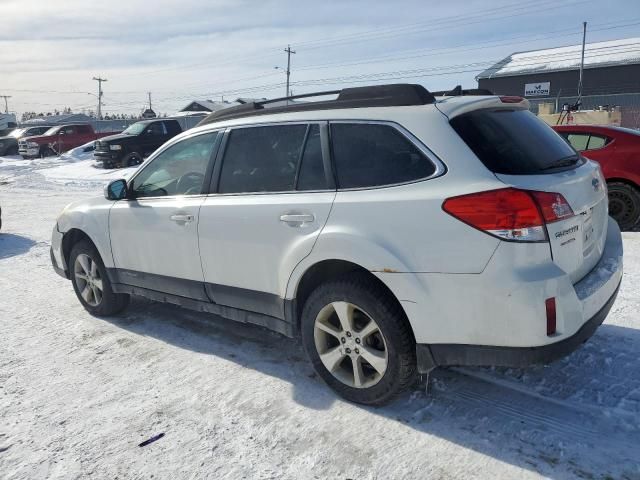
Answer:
[
  {"left": 0, "top": 126, "right": 52, "bottom": 156},
  {"left": 94, "top": 119, "right": 182, "bottom": 168}
]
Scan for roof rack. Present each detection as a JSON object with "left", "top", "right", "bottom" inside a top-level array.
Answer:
[
  {"left": 432, "top": 85, "right": 494, "bottom": 97},
  {"left": 197, "top": 83, "right": 436, "bottom": 125}
]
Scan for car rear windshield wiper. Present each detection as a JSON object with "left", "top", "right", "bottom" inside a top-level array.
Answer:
[{"left": 540, "top": 155, "right": 580, "bottom": 171}]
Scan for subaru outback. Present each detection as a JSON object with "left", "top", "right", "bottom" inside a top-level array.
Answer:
[{"left": 51, "top": 84, "right": 623, "bottom": 405}]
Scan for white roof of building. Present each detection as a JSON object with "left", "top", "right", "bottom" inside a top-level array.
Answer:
[
  {"left": 179, "top": 100, "right": 241, "bottom": 112},
  {"left": 477, "top": 37, "right": 640, "bottom": 79}
]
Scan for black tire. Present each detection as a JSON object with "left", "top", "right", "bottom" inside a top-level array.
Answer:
[
  {"left": 607, "top": 182, "right": 640, "bottom": 231},
  {"left": 39, "top": 146, "right": 55, "bottom": 158},
  {"left": 301, "top": 274, "right": 416, "bottom": 405},
  {"left": 69, "top": 240, "right": 129, "bottom": 316},
  {"left": 123, "top": 152, "right": 143, "bottom": 167}
]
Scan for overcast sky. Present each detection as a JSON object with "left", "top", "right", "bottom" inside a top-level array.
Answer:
[{"left": 1, "top": 0, "right": 639, "bottom": 116}]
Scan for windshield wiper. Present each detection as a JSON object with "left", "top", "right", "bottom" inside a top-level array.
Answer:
[{"left": 540, "top": 155, "right": 580, "bottom": 171}]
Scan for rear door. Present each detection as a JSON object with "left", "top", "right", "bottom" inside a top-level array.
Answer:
[
  {"left": 451, "top": 108, "right": 608, "bottom": 283},
  {"left": 198, "top": 122, "right": 335, "bottom": 316}
]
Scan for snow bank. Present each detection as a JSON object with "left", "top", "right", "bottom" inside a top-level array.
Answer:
[{"left": 58, "top": 140, "right": 97, "bottom": 162}]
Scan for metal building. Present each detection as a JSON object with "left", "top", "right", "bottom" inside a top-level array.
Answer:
[{"left": 476, "top": 37, "right": 640, "bottom": 128}]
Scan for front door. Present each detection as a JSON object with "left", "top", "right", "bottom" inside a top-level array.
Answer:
[
  {"left": 109, "top": 131, "right": 220, "bottom": 298},
  {"left": 198, "top": 123, "right": 335, "bottom": 317}
]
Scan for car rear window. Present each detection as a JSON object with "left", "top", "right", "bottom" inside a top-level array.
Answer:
[{"left": 450, "top": 109, "right": 580, "bottom": 175}]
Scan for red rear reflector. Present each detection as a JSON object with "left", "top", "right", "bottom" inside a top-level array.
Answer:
[
  {"left": 500, "top": 96, "right": 524, "bottom": 103},
  {"left": 545, "top": 297, "right": 557, "bottom": 336}
]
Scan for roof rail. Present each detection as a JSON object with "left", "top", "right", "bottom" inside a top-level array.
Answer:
[
  {"left": 432, "top": 85, "right": 494, "bottom": 97},
  {"left": 197, "top": 83, "right": 436, "bottom": 125}
]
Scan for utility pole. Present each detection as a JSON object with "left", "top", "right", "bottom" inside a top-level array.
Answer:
[
  {"left": 92, "top": 76, "right": 107, "bottom": 119},
  {"left": 284, "top": 44, "right": 296, "bottom": 102},
  {"left": 577, "top": 22, "right": 587, "bottom": 102},
  {"left": 0, "top": 95, "right": 11, "bottom": 113}
]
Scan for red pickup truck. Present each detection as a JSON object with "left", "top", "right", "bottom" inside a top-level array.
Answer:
[{"left": 18, "top": 123, "right": 118, "bottom": 159}]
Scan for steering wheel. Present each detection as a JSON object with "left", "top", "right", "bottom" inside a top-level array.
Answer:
[{"left": 176, "top": 171, "right": 205, "bottom": 195}]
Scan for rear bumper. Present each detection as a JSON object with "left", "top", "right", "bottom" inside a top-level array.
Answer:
[
  {"left": 416, "top": 278, "right": 620, "bottom": 371},
  {"left": 375, "top": 217, "right": 623, "bottom": 372}
]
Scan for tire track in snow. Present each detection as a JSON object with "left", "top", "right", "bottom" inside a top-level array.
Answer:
[{"left": 436, "top": 369, "right": 640, "bottom": 455}]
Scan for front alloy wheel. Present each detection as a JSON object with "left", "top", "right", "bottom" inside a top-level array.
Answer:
[
  {"left": 69, "top": 240, "right": 129, "bottom": 315},
  {"left": 314, "top": 301, "right": 388, "bottom": 388},
  {"left": 73, "top": 253, "right": 103, "bottom": 306}
]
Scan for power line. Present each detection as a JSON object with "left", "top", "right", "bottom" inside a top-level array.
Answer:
[{"left": 98, "top": 0, "right": 581, "bottom": 80}]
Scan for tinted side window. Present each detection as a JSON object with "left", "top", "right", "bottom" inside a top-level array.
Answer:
[
  {"left": 297, "top": 125, "right": 327, "bottom": 191},
  {"left": 146, "top": 122, "right": 166, "bottom": 135},
  {"left": 567, "top": 133, "right": 589, "bottom": 151},
  {"left": 587, "top": 135, "right": 607, "bottom": 150},
  {"left": 330, "top": 123, "right": 435, "bottom": 189},
  {"left": 132, "top": 132, "right": 218, "bottom": 198},
  {"left": 166, "top": 121, "right": 182, "bottom": 135},
  {"left": 77, "top": 125, "right": 92, "bottom": 134},
  {"left": 219, "top": 125, "right": 307, "bottom": 194}
]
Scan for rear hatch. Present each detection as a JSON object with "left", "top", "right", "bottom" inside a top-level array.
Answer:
[{"left": 449, "top": 104, "right": 608, "bottom": 283}]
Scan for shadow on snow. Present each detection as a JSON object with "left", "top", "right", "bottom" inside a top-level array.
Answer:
[{"left": 101, "top": 298, "right": 640, "bottom": 479}]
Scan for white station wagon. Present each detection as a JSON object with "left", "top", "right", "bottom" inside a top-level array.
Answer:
[{"left": 51, "top": 84, "right": 623, "bottom": 405}]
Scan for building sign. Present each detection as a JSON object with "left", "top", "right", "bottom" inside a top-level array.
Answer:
[{"left": 524, "top": 82, "right": 550, "bottom": 97}]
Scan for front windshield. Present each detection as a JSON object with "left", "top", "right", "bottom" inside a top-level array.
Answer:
[
  {"left": 44, "top": 126, "right": 60, "bottom": 136},
  {"left": 122, "top": 122, "right": 147, "bottom": 135}
]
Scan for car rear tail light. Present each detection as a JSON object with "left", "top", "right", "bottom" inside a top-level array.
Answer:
[
  {"left": 529, "top": 191, "right": 574, "bottom": 223},
  {"left": 442, "top": 188, "right": 574, "bottom": 242},
  {"left": 500, "top": 96, "right": 524, "bottom": 103},
  {"left": 545, "top": 297, "right": 557, "bottom": 336}
]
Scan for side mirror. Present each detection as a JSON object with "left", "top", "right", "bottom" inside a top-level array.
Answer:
[{"left": 104, "top": 179, "right": 128, "bottom": 200}]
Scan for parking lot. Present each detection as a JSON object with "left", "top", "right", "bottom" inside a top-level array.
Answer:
[{"left": 1, "top": 155, "right": 639, "bottom": 479}]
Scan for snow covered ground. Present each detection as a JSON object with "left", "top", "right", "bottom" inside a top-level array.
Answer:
[{"left": 1, "top": 154, "right": 639, "bottom": 479}]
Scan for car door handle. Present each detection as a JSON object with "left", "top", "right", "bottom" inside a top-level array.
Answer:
[
  {"left": 279, "top": 213, "right": 315, "bottom": 224},
  {"left": 170, "top": 214, "right": 195, "bottom": 223}
]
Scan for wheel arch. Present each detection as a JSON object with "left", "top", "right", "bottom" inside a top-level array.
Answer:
[
  {"left": 289, "top": 259, "right": 412, "bottom": 336},
  {"left": 61, "top": 228, "right": 101, "bottom": 270},
  {"left": 606, "top": 177, "right": 640, "bottom": 190}
]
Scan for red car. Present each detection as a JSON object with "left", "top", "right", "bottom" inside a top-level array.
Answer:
[{"left": 553, "top": 124, "right": 640, "bottom": 230}]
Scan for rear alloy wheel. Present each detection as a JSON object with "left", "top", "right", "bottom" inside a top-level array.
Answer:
[
  {"left": 301, "top": 274, "right": 416, "bottom": 405},
  {"left": 314, "top": 301, "right": 389, "bottom": 389},
  {"left": 69, "top": 241, "right": 129, "bottom": 315},
  {"left": 607, "top": 182, "right": 640, "bottom": 231}
]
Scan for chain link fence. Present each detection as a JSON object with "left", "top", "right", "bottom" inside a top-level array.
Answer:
[{"left": 527, "top": 93, "right": 640, "bottom": 129}]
